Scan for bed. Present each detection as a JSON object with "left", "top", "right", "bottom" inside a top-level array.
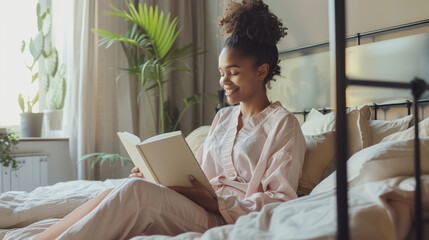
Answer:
[
  {"left": 2, "top": 4, "right": 429, "bottom": 240},
  {"left": 1, "top": 102, "right": 429, "bottom": 239}
]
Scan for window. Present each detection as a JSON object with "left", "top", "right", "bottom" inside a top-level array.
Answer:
[{"left": 0, "top": 1, "right": 39, "bottom": 127}]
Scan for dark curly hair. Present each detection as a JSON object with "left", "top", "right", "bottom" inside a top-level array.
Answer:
[{"left": 218, "top": 0, "right": 287, "bottom": 86}]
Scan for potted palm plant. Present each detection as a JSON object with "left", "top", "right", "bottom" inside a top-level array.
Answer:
[
  {"left": 93, "top": 0, "right": 204, "bottom": 134},
  {"left": 80, "top": 0, "right": 207, "bottom": 169}
]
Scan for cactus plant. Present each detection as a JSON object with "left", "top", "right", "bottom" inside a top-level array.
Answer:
[
  {"left": 20, "top": 3, "right": 66, "bottom": 112},
  {"left": 44, "top": 48, "right": 67, "bottom": 109}
]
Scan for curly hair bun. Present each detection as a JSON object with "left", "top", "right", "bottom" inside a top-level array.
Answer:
[{"left": 218, "top": 0, "right": 287, "bottom": 45}]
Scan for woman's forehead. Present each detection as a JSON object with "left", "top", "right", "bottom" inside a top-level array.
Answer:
[{"left": 219, "top": 48, "right": 254, "bottom": 68}]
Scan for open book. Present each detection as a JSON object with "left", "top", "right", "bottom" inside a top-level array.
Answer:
[{"left": 117, "top": 131, "right": 216, "bottom": 198}]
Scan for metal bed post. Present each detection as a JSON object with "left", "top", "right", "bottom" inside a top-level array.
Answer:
[
  {"left": 332, "top": 0, "right": 349, "bottom": 239},
  {"left": 333, "top": 1, "right": 428, "bottom": 239}
]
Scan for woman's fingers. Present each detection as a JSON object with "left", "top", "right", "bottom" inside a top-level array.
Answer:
[
  {"left": 129, "top": 171, "right": 144, "bottom": 178},
  {"left": 131, "top": 166, "right": 140, "bottom": 173}
]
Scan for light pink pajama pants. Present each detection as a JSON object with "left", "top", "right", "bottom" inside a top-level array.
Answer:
[{"left": 57, "top": 178, "right": 226, "bottom": 240}]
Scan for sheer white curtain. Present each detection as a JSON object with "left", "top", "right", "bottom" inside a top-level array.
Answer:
[{"left": 52, "top": 0, "right": 207, "bottom": 180}]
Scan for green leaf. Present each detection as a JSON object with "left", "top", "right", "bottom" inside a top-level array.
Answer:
[
  {"left": 32, "top": 72, "right": 39, "bottom": 84},
  {"left": 42, "top": 11, "right": 52, "bottom": 36},
  {"left": 18, "top": 94, "right": 25, "bottom": 112},
  {"left": 45, "top": 47, "right": 58, "bottom": 76},
  {"left": 29, "top": 33, "right": 44, "bottom": 61},
  {"left": 21, "top": 40, "right": 26, "bottom": 53},
  {"left": 36, "top": 3, "right": 41, "bottom": 16},
  {"left": 31, "top": 91, "right": 39, "bottom": 106},
  {"left": 78, "top": 152, "right": 103, "bottom": 163}
]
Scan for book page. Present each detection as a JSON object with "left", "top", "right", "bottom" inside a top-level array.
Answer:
[
  {"left": 141, "top": 131, "right": 182, "bottom": 144},
  {"left": 138, "top": 132, "right": 216, "bottom": 197},
  {"left": 117, "top": 132, "right": 156, "bottom": 183}
]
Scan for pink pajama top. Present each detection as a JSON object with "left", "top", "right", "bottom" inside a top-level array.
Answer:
[{"left": 195, "top": 101, "right": 306, "bottom": 224}]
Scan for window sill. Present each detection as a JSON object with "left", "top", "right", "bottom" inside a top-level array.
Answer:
[{"left": 19, "top": 138, "right": 69, "bottom": 142}]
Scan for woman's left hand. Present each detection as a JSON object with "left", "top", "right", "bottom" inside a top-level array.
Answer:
[{"left": 169, "top": 175, "right": 220, "bottom": 214}]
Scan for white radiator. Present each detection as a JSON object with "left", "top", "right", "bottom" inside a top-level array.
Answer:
[{"left": 0, "top": 153, "right": 48, "bottom": 193}]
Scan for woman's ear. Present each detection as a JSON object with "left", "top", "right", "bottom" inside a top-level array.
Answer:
[{"left": 257, "top": 63, "right": 269, "bottom": 82}]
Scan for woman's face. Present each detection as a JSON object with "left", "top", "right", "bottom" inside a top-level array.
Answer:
[{"left": 218, "top": 47, "right": 267, "bottom": 105}]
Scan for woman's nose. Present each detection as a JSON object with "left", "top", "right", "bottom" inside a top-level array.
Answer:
[{"left": 219, "top": 75, "right": 230, "bottom": 87}]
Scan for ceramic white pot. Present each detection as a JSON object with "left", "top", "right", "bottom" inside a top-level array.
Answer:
[
  {"left": 20, "top": 112, "right": 44, "bottom": 137},
  {"left": 43, "top": 109, "right": 63, "bottom": 131}
]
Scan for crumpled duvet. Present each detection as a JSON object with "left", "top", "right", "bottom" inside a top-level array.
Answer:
[
  {"left": 0, "top": 179, "right": 125, "bottom": 239},
  {"left": 1, "top": 176, "right": 428, "bottom": 240},
  {"left": 137, "top": 175, "right": 429, "bottom": 240}
]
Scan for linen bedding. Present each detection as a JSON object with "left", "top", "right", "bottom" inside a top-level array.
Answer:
[
  {"left": 1, "top": 108, "right": 428, "bottom": 239},
  {"left": 1, "top": 175, "right": 428, "bottom": 240}
]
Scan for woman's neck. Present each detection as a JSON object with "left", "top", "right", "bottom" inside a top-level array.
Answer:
[{"left": 239, "top": 94, "right": 271, "bottom": 118}]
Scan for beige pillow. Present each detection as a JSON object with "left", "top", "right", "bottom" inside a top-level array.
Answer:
[
  {"left": 310, "top": 137, "right": 429, "bottom": 195},
  {"left": 297, "top": 131, "right": 336, "bottom": 196},
  {"left": 368, "top": 114, "right": 413, "bottom": 145},
  {"left": 348, "top": 104, "right": 372, "bottom": 121},
  {"left": 185, "top": 126, "right": 211, "bottom": 153},
  {"left": 301, "top": 109, "right": 369, "bottom": 158},
  {"left": 381, "top": 117, "right": 429, "bottom": 142}
]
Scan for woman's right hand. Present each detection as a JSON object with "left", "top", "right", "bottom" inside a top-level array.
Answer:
[{"left": 129, "top": 166, "right": 145, "bottom": 178}]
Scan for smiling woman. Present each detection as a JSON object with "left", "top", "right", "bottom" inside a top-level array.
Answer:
[{"left": 0, "top": 1, "right": 39, "bottom": 127}]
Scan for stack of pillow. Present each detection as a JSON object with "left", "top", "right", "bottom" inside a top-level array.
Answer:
[
  {"left": 185, "top": 106, "right": 429, "bottom": 197},
  {"left": 299, "top": 105, "right": 429, "bottom": 196}
]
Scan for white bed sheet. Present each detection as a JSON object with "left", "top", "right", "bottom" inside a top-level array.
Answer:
[
  {"left": 0, "top": 179, "right": 126, "bottom": 239},
  {"left": 0, "top": 176, "right": 428, "bottom": 240}
]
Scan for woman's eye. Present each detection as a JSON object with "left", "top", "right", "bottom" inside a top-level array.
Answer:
[{"left": 231, "top": 72, "right": 239, "bottom": 76}]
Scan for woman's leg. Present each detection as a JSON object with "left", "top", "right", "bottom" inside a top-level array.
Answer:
[
  {"left": 33, "top": 188, "right": 113, "bottom": 240},
  {"left": 53, "top": 178, "right": 225, "bottom": 240}
]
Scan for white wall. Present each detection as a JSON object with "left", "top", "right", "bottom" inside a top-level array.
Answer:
[{"left": 264, "top": 0, "right": 429, "bottom": 52}]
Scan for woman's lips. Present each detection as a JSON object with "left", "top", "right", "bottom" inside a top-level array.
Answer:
[{"left": 224, "top": 88, "right": 238, "bottom": 96}]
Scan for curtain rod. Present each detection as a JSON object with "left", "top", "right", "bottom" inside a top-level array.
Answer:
[{"left": 279, "top": 18, "right": 429, "bottom": 55}]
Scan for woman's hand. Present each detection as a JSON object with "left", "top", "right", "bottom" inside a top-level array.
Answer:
[
  {"left": 169, "top": 175, "right": 220, "bottom": 214},
  {"left": 129, "top": 166, "right": 144, "bottom": 178}
]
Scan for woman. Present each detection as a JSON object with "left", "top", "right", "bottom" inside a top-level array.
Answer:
[{"left": 34, "top": 0, "right": 305, "bottom": 239}]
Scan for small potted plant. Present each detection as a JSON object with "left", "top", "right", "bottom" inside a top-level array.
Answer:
[
  {"left": 43, "top": 47, "right": 67, "bottom": 132},
  {"left": 19, "top": 3, "right": 52, "bottom": 137},
  {"left": 0, "top": 128, "right": 19, "bottom": 170}
]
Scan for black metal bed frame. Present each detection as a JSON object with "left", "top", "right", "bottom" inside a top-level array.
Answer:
[
  {"left": 294, "top": 99, "right": 429, "bottom": 122},
  {"left": 332, "top": 1, "right": 428, "bottom": 239}
]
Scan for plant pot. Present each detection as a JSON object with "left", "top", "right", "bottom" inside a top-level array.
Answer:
[
  {"left": 44, "top": 109, "right": 63, "bottom": 131},
  {"left": 20, "top": 112, "right": 44, "bottom": 137}
]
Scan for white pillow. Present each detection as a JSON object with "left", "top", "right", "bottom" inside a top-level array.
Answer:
[
  {"left": 297, "top": 131, "right": 336, "bottom": 196},
  {"left": 381, "top": 116, "right": 429, "bottom": 142},
  {"left": 301, "top": 109, "right": 335, "bottom": 135},
  {"left": 368, "top": 114, "right": 413, "bottom": 145},
  {"left": 310, "top": 137, "right": 429, "bottom": 195}
]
